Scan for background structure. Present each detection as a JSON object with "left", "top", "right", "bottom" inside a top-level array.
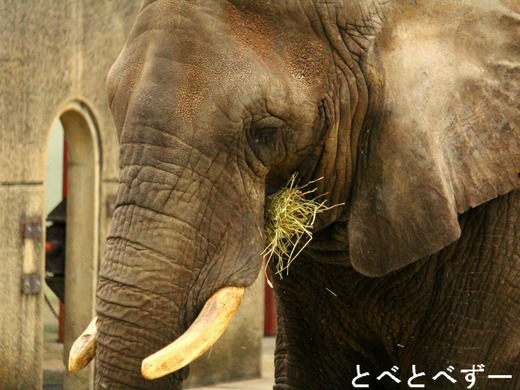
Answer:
[{"left": 0, "top": 2, "right": 264, "bottom": 389}]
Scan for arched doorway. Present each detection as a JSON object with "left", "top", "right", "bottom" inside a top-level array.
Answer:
[{"left": 44, "top": 101, "right": 100, "bottom": 389}]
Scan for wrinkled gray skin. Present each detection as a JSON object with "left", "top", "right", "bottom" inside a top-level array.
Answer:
[{"left": 97, "top": 0, "right": 520, "bottom": 388}]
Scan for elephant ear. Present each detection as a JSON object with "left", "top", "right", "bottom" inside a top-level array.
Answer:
[{"left": 349, "top": 1, "right": 520, "bottom": 276}]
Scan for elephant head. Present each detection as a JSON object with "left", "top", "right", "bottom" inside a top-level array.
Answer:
[{"left": 70, "top": 0, "right": 520, "bottom": 388}]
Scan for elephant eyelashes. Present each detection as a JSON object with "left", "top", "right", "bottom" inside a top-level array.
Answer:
[
  {"left": 253, "top": 127, "right": 279, "bottom": 146},
  {"left": 248, "top": 119, "right": 287, "bottom": 165},
  {"left": 250, "top": 127, "right": 285, "bottom": 165}
]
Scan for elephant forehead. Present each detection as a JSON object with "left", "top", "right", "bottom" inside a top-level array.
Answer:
[
  {"left": 175, "top": 54, "right": 255, "bottom": 123},
  {"left": 129, "top": 0, "right": 330, "bottom": 125},
  {"left": 222, "top": 2, "right": 330, "bottom": 89},
  {"left": 223, "top": 3, "right": 273, "bottom": 55}
]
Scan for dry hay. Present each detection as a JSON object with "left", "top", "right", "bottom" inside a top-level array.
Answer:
[{"left": 263, "top": 174, "right": 343, "bottom": 285}]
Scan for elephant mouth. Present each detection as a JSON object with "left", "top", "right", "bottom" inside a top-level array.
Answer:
[{"left": 69, "top": 286, "right": 246, "bottom": 380}]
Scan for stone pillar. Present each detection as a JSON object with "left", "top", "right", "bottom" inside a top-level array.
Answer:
[
  {"left": 0, "top": 186, "right": 45, "bottom": 389},
  {"left": 61, "top": 106, "right": 100, "bottom": 390}
]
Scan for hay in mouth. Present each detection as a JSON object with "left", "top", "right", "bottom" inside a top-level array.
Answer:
[{"left": 263, "top": 174, "right": 342, "bottom": 283}]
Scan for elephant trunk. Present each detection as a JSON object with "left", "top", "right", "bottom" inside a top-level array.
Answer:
[
  {"left": 94, "top": 157, "right": 264, "bottom": 389},
  {"left": 95, "top": 208, "right": 194, "bottom": 389}
]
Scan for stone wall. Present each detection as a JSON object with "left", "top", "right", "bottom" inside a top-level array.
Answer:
[{"left": 0, "top": 2, "right": 263, "bottom": 389}]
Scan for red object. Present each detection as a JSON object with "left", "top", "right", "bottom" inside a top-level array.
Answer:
[
  {"left": 45, "top": 241, "right": 60, "bottom": 253},
  {"left": 264, "top": 270, "right": 277, "bottom": 336},
  {"left": 58, "top": 139, "right": 68, "bottom": 343}
]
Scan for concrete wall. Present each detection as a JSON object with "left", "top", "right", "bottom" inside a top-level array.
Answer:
[{"left": 0, "top": 1, "right": 263, "bottom": 389}]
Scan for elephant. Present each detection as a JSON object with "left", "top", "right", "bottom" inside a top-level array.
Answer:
[{"left": 70, "top": 0, "right": 520, "bottom": 388}]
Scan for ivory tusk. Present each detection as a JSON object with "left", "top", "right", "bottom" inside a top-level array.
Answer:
[
  {"left": 68, "top": 316, "right": 98, "bottom": 373},
  {"left": 141, "top": 286, "right": 245, "bottom": 380}
]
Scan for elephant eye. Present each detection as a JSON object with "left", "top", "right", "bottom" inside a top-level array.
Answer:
[
  {"left": 248, "top": 117, "right": 287, "bottom": 165},
  {"left": 253, "top": 127, "right": 279, "bottom": 146}
]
